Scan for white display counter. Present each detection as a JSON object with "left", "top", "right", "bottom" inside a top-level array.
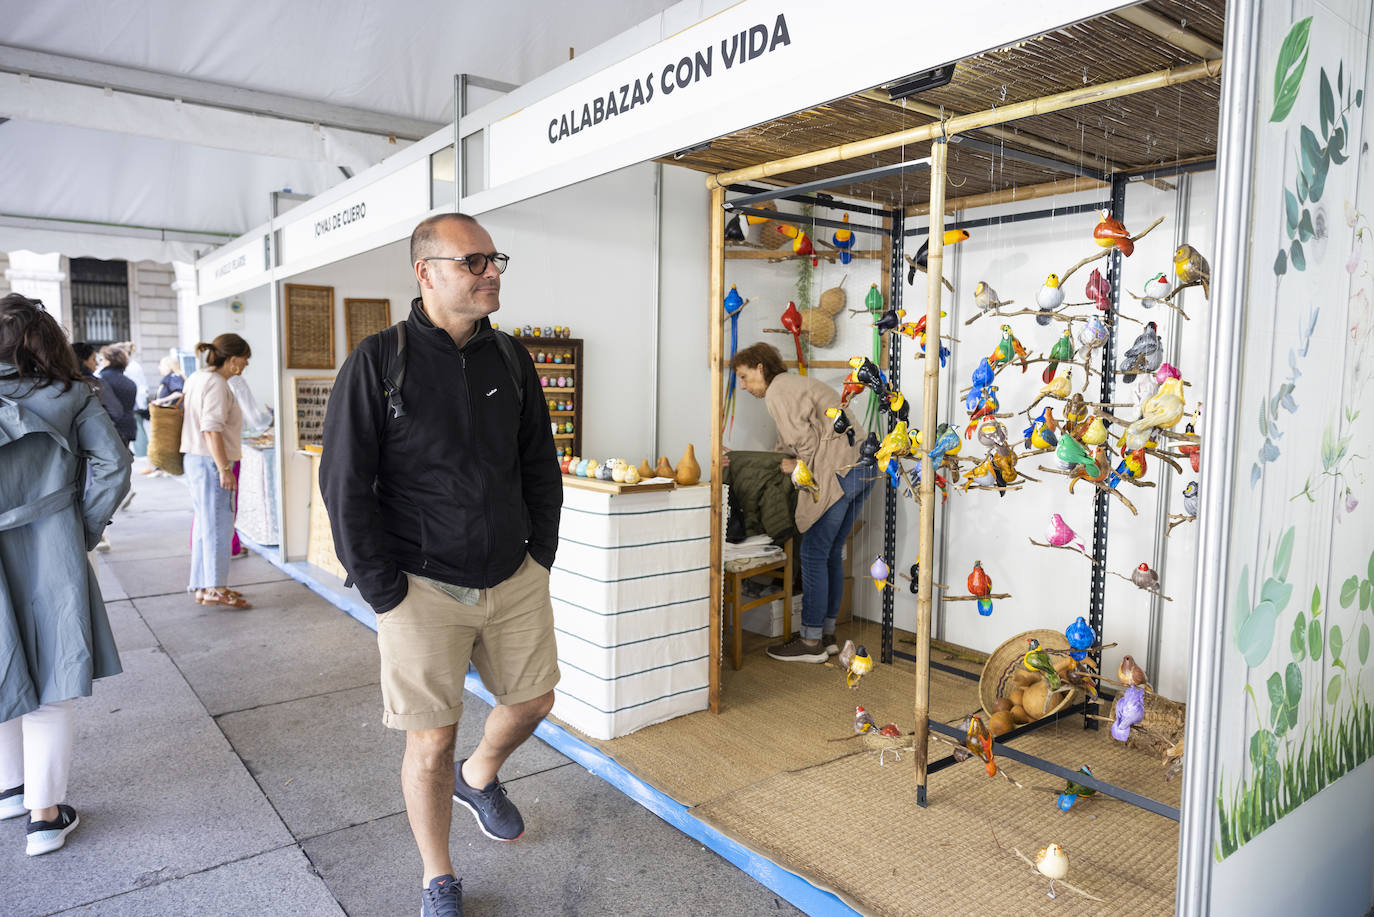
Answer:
[{"left": 551, "top": 479, "right": 710, "bottom": 740}]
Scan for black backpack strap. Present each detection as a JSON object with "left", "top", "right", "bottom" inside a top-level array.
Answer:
[
  {"left": 380, "top": 322, "right": 407, "bottom": 419},
  {"left": 493, "top": 331, "right": 527, "bottom": 414}
]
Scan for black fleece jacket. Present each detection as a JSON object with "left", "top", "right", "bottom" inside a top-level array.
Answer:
[{"left": 320, "top": 299, "right": 561, "bottom": 613}]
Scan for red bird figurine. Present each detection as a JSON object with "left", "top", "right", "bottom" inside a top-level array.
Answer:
[
  {"left": 780, "top": 301, "right": 807, "bottom": 375},
  {"left": 1093, "top": 209, "right": 1134, "bottom": 257},
  {"left": 1085, "top": 268, "right": 1111, "bottom": 312},
  {"left": 840, "top": 372, "right": 864, "bottom": 407}
]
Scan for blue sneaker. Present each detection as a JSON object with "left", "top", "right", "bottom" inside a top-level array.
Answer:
[
  {"left": 420, "top": 874, "right": 463, "bottom": 917},
  {"left": 452, "top": 759, "right": 524, "bottom": 841},
  {"left": 26, "top": 804, "right": 79, "bottom": 856},
  {"left": 0, "top": 785, "right": 24, "bottom": 820}
]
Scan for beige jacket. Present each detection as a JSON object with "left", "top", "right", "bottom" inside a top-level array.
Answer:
[
  {"left": 181, "top": 369, "right": 244, "bottom": 462},
  {"left": 763, "top": 372, "right": 862, "bottom": 533}
]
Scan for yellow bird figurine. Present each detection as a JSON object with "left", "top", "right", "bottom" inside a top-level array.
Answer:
[
  {"left": 845, "top": 645, "right": 874, "bottom": 688},
  {"left": 1034, "top": 843, "right": 1070, "bottom": 899},
  {"left": 1080, "top": 414, "right": 1109, "bottom": 446},
  {"left": 790, "top": 459, "right": 820, "bottom": 502},
  {"left": 1125, "top": 376, "right": 1185, "bottom": 451},
  {"left": 874, "top": 420, "right": 912, "bottom": 466},
  {"left": 1028, "top": 370, "right": 1071, "bottom": 410},
  {"left": 1174, "top": 244, "right": 1211, "bottom": 299}
]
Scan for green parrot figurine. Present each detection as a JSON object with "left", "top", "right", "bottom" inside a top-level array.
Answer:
[
  {"left": 1023, "top": 638, "right": 1062, "bottom": 691},
  {"left": 988, "top": 324, "right": 1029, "bottom": 373},
  {"left": 1055, "top": 433, "right": 1100, "bottom": 478},
  {"left": 1042, "top": 328, "right": 1075, "bottom": 384}
]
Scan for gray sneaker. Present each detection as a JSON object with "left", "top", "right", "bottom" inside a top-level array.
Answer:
[
  {"left": 420, "top": 874, "right": 463, "bottom": 917},
  {"left": 452, "top": 760, "right": 524, "bottom": 841},
  {"left": 767, "top": 636, "right": 828, "bottom": 663}
]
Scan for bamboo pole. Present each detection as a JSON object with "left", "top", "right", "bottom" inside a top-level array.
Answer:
[
  {"left": 914, "top": 139, "right": 948, "bottom": 806},
  {"left": 705, "top": 59, "right": 1222, "bottom": 191},
  {"left": 908, "top": 176, "right": 1110, "bottom": 217},
  {"left": 708, "top": 185, "right": 725, "bottom": 714}
]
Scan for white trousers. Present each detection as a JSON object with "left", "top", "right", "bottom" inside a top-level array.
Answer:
[{"left": 0, "top": 701, "right": 74, "bottom": 810}]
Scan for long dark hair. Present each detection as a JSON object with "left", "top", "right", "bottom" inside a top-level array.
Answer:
[
  {"left": 195, "top": 333, "right": 252, "bottom": 368},
  {"left": 0, "top": 293, "right": 82, "bottom": 392}
]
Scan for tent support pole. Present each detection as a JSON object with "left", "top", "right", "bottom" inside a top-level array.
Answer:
[
  {"left": 708, "top": 185, "right": 726, "bottom": 714},
  {"left": 913, "top": 138, "right": 948, "bottom": 807}
]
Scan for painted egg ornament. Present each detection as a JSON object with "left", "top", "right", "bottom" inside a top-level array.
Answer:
[{"left": 543, "top": 327, "right": 554, "bottom": 337}]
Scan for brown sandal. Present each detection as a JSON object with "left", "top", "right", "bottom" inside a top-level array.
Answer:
[{"left": 201, "top": 589, "right": 252, "bottom": 609}]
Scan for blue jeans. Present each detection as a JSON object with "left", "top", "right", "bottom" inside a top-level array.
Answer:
[
  {"left": 798, "top": 466, "right": 874, "bottom": 640},
  {"left": 186, "top": 454, "right": 235, "bottom": 590}
]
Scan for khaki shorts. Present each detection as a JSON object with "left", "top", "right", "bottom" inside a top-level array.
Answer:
[{"left": 377, "top": 553, "right": 561, "bottom": 731}]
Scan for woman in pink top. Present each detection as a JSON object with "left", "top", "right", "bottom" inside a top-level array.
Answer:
[{"left": 181, "top": 334, "right": 253, "bottom": 609}]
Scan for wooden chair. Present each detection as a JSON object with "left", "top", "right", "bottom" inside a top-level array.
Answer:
[{"left": 723, "top": 537, "right": 794, "bottom": 670}]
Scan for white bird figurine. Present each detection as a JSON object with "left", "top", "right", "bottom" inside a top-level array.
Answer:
[
  {"left": 1034, "top": 843, "right": 1070, "bottom": 899},
  {"left": 1075, "top": 317, "right": 1109, "bottom": 361},
  {"left": 1036, "top": 274, "right": 1064, "bottom": 326},
  {"left": 973, "top": 281, "right": 1006, "bottom": 316}
]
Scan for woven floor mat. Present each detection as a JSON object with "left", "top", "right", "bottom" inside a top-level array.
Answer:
[
  {"left": 564, "top": 629, "right": 986, "bottom": 805},
  {"left": 693, "top": 718, "right": 1180, "bottom": 917}
]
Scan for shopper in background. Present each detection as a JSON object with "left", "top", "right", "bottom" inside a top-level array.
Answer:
[
  {"left": 731, "top": 341, "right": 872, "bottom": 663},
  {"left": 154, "top": 355, "right": 184, "bottom": 403},
  {"left": 72, "top": 341, "right": 122, "bottom": 421},
  {"left": 0, "top": 293, "right": 131, "bottom": 856},
  {"left": 97, "top": 345, "right": 137, "bottom": 447},
  {"left": 321, "top": 213, "right": 561, "bottom": 917},
  {"left": 113, "top": 341, "right": 150, "bottom": 453},
  {"left": 181, "top": 334, "right": 253, "bottom": 609}
]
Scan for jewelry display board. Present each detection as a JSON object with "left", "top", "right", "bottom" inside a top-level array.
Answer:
[
  {"left": 515, "top": 336, "right": 583, "bottom": 457},
  {"left": 285, "top": 283, "right": 335, "bottom": 369},
  {"left": 344, "top": 297, "right": 391, "bottom": 353},
  {"left": 293, "top": 376, "right": 334, "bottom": 447}
]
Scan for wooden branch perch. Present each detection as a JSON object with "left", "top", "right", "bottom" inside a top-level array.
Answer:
[
  {"left": 1126, "top": 290, "right": 1190, "bottom": 321},
  {"left": 943, "top": 592, "right": 1012, "bottom": 602},
  {"left": 1027, "top": 537, "right": 1099, "bottom": 564},
  {"left": 1058, "top": 216, "right": 1167, "bottom": 286},
  {"left": 1106, "top": 569, "right": 1174, "bottom": 601}
]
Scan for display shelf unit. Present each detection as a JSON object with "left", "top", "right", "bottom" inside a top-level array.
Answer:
[{"left": 515, "top": 336, "right": 583, "bottom": 458}]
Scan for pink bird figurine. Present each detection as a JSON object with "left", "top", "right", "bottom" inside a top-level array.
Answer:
[{"left": 1046, "top": 514, "right": 1086, "bottom": 553}]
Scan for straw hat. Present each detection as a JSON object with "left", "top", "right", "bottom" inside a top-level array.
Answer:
[{"left": 979, "top": 628, "right": 1081, "bottom": 719}]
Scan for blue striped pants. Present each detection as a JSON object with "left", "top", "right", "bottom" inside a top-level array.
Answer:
[{"left": 186, "top": 454, "right": 234, "bottom": 590}]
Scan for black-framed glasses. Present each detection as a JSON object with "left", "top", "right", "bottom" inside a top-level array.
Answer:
[{"left": 423, "top": 252, "right": 510, "bottom": 275}]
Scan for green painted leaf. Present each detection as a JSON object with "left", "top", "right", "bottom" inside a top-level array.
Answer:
[
  {"left": 1309, "top": 155, "right": 1329, "bottom": 203},
  {"left": 1271, "top": 18, "right": 1313, "bottom": 122},
  {"left": 1327, "top": 674, "right": 1343, "bottom": 705},
  {"left": 1297, "top": 167, "right": 1310, "bottom": 202},
  {"left": 1274, "top": 528, "right": 1296, "bottom": 580},
  {"left": 1291, "top": 613, "right": 1307, "bottom": 661},
  {"left": 1291, "top": 240, "right": 1307, "bottom": 271},
  {"left": 1362, "top": 579, "right": 1371, "bottom": 611},
  {"left": 1285, "top": 190, "right": 1300, "bottom": 231},
  {"left": 1309, "top": 617, "right": 1323, "bottom": 658},
  {"left": 1239, "top": 599, "right": 1280, "bottom": 667},
  {"left": 1311, "top": 585, "right": 1321, "bottom": 615},
  {"left": 1301, "top": 127, "right": 1323, "bottom": 177},
  {"left": 1233, "top": 566, "right": 1251, "bottom": 647},
  {"left": 1359, "top": 623, "right": 1370, "bottom": 665},
  {"left": 1298, "top": 209, "right": 1315, "bottom": 241},
  {"left": 1330, "top": 624, "right": 1343, "bottom": 663},
  {"left": 1250, "top": 728, "right": 1279, "bottom": 771},
  {"left": 1267, "top": 670, "right": 1285, "bottom": 709},
  {"left": 1261, "top": 577, "right": 1293, "bottom": 612},
  {"left": 1285, "top": 662, "right": 1302, "bottom": 705},
  {"left": 1274, "top": 250, "right": 1288, "bottom": 275},
  {"left": 1320, "top": 69, "right": 1335, "bottom": 134},
  {"left": 1340, "top": 575, "right": 1359, "bottom": 607},
  {"left": 1338, "top": 61, "right": 1344, "bottom": 96},
  {"left": 1331, "top": 128, "right": 1348, "bottom": 164}
]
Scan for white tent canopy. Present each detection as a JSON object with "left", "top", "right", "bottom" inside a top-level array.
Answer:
[{"left": 0, "top": 0, "right": 681, "bottom": 263}]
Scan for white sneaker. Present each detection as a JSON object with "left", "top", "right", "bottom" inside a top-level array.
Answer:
[
  {"left": 26, "top": 804, "right": 79, "bottom": 856},
  {"left": 0, "top": 785, "right": 24, "bottom": 820}
]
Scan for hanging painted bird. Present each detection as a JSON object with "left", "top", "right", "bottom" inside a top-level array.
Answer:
[
  {"left": 966, "top": 716, "right": 997, "bottom": 777},
  {"left": 838, "top": 639, "right": 856, "bottom": 670},
  {"left": 963, "top": 387, "right": 999, "bottom": 439},
  {"left": 1055, "top": 433, "right": 1100, "bottom": 478},
  {"left": 1108, "top": 447, "right": 1146, "bottom": 488},
  {"left": 1061, "top": 393, "right": 1089, "bottom": 431},
  {"left": 1138, "top": 271, "right": 1172, "bottom": 309},
  {"left": 908, "top": 564, "right": 919, "bottom": 595},
  {"left": 988, "top": 324, "right": 1029, "bottom": 373},
  {"left": 925, "top": 423, "right": 962, "bottom": 467},
  {"left": 777, "top": 223, "right": 815, "bottom": 260},
  {"left": 1028, "top": 370, "right": 1072, "bottom": 411},
  {"left": 1111, "top": 684, "right": 1146, "bottom": 741},
  {"left": 1043, "top": 327, "right": 1075, "bottom": 384},
  {"left": 1065, "top": 616, "right": 1096, "bottom": 661},
  {"left": 858, "top": 431, "right": 881, "bottom": 467},
  {"left": 973, "top": 281, "right": 1006, "bottom": 317},
  {"left": 1182, "top": 480, "right": 1199, "bottom": 517},
  {"left": 1046, "top": 513, "right": 1086, "bottom": 553},
  {"left": 1093, "top": 209, "right": 1134, "bottom": 257},
  {"left": 884, "top": 390, "right": 910, "bottom": 423},
  {"left": 1131, "top": 562, "right": 1160, "bottom": 592},
  {"left": 1120, "top": 321, "right": 1162, "bottom": 383},
  {"left": 873, "top": 308, "right": 906, "bottom": 333},
  {"left": 791, "top": 458, "right": 819, "bottom": 502},
  {"left": 1178, "top": 421, "right": 1201, "bottom": 472},
  {"left": 976, "top": 417, "right": 1010, "bottom": 454},
  {"left": 1085, "top": 268, "right": 1112, "bottom": 312},
  {"left": 1125, "top": 376, "right": 1185, "bottom": 450},
  {"left": 1023, "top": 407, "right": 1059, "bottom": 450},
  {"left": 1075, "top": 316, "right": 1109, "bottom": 362},
  {"left": 907, "top": 229, "right": 970, "bottom": 286},
  {"left": 870, "top": 555, "right": 893, "bottom": 591},
  {"left": 1035, "top": 844, "right": 1070, "bottom": 899},
  {"left": 1036, "top": 273, "right": 1065, "bottom": 326},
  {"left": 722, "top": 285, "right": 748, "bottom": 433},
  {"left": 724, "top": 213, "right": 745, "bottom": 242},
  {"left": 1174, "top": 243, "right": 1211, "bottom": 298},
  {"left": 967, "top": 560, "right": 994, "bottom": 616},
  {"left": 990, "top": 450, "right": 1019, "bottom": 488},
  {"left": 832, "top": 213, "right": 855, "bottom": 264},
  {"left": 884, "top": 456, "right": 904, "bottom": 491},
  {"left": 840, "top": 371, "right": 865, "bottom": 408},
  {"left": 1078, "top": 413, "right": 1108, "bottom": 446},
  {"left": 1023, "top": 638, "right": 1063, "bottom": 691},
  {"left": 874, "top": 420, "right": 912, "bottom": 466},
  {"left": 854, "top": 705, "right": 879, "bottom": 734},
  {"left": 780, "top": 301, "right": 807, "bottom": 375},
  {"left": 1118, "top": 654, "right": 1152, "bottom": 690},
  {"left": 848, "top": 356, "right": 888, "bottom": 397},
  {"left": 1065, "top": 660, "right": 1101, "bottom": 699},
  {"left": 846, "top": 645, "right": 874, "bottom": 688},
  {"left": 970, "top": 356, "right": 995, "bottom": 392},
  {"left": 825, "top": 407, "right": 856, "bottom": 446}
]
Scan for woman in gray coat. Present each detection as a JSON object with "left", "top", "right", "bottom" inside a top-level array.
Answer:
[{"left": 0, "top": 293, "right": 131, "bottom": 855}]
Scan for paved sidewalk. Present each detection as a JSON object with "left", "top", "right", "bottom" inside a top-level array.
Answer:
[{"left": 4, "top": 463, "right": 801, "bottom": 916}]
